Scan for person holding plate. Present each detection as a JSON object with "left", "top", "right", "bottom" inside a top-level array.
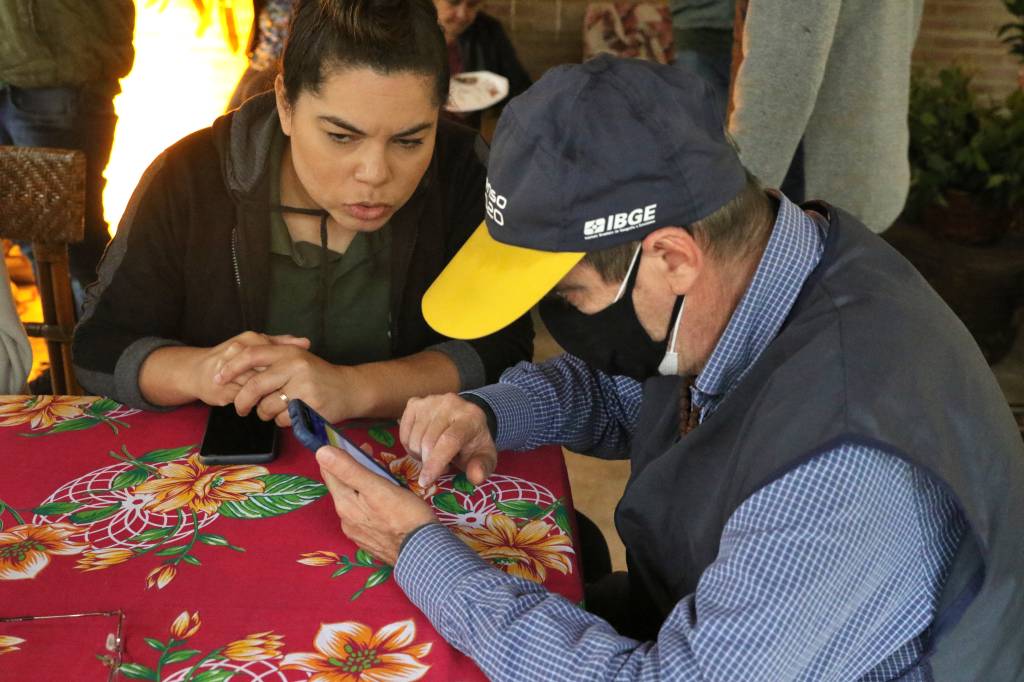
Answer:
[{"left": 435, "top": 0, "right": 532, "bottom": 128}]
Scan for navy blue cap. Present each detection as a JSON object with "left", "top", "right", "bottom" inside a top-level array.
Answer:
[
  {"left": 483, "top": 54, "right": 746, "bottom": 252},
  {"left": 422, "top": 55, "right": 749, "bottom": 340}
]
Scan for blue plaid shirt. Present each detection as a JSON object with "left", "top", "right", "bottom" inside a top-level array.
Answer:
[{"left": 395, "top": 196, "right": 966, "bottom": 680}]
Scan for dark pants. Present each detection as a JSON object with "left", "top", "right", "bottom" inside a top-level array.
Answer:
[
  {"left": 585, "top": 570, "right": 666, "bottom": 640},
  {"left": 0, "top": 83, "right": 119, "bottom": 311},
  {"left": 672, "top": 27, "right": 733, "bottom": 121},
  {"left": 576, "top": 512, "right": 662, "bottom": 639}
]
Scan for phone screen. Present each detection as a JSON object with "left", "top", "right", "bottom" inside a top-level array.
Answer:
[
  {"left": 199, "top": 405, "right": 277, "bottom": 463},
  {"left": 290, "top": 400, "right": 403, "bottom": 487}
]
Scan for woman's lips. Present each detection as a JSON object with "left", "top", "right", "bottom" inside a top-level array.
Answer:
[{"left": 343, "top": 203, "right": 392, "bottom": 222}]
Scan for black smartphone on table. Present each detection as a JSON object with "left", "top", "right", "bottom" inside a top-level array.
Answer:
[
  {"left": 288, "top": 399, "right": 405, "bottom": 487},
  {"left": 198, "top": 405, "right": 278, "bottom": 465}
]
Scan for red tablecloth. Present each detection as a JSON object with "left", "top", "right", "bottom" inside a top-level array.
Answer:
[{"left": 0, "top": 396, "right": 582, "bottom": 681}]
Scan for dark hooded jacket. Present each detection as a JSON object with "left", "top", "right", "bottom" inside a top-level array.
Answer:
[{"left": 73, "top": 92, "right": 532, "bottom": 408}]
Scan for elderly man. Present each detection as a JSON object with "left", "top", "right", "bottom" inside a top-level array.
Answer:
[{"left": 313, "top": 56, "right": 1024, "bottom": 680}]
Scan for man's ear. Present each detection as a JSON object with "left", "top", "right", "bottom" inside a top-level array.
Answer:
[
  {"left": 275, "top": 74, "right": 293, "bottom": 137},
  {"left": 644, "top": 226, "right": 703, "bottom": 296}
]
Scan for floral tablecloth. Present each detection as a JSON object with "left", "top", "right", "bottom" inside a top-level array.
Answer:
[{"left": 0, "top": 396, "right": 582, "bottom": 681}]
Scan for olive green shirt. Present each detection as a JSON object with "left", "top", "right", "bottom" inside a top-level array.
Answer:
[{"left": 265, "top": 133, "right": 392, "bottom": 365}]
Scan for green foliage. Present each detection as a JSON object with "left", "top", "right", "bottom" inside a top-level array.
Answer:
[
  {"left": 999, "top": 0, "right": 1024, "bottom": 63},
  {"left": 907, "top": 67, "right": 1024, "bottom": 214}
]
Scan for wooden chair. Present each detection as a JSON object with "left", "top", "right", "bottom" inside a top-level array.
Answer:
[{"left": 0, "top": 146, "right": 86, "bottom": 395}]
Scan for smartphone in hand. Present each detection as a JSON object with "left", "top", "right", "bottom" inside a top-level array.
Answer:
[
  {"left": 199, "top": 405, "right": 278, "bottom": 465},
  {"left": 288, "top": 399, "right": 405, "bottom": 487}
]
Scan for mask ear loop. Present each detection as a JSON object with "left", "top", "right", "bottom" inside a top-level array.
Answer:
[
  {"left": 612, "top": 243, "right": 644, "bottom": 303},
  {"left": 658, "top": 296, "right": 686, "bottom": 376}
]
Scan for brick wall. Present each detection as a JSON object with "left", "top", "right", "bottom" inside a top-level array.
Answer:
[
  {"left": 913, "top": 0, "right": 1021, "bottom": 98},
  {"left": 488, "top": 0, "right": 1021, "bottom": 97},
  {"left": 484, "top": 0, "right": 596, "bottom": 79}
]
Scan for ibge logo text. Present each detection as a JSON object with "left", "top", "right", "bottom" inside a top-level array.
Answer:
[{"left": 583, "top": 203, "right": 657, "bottom": 240}]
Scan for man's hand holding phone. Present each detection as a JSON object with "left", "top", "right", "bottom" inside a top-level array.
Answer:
[
  {"left": 289, "top": 399, "right": 436, "bottom": 564},
  {"left": 289, "top": 399, "right": 405, "bottom": 487},
  {"left": 399, "top": 393, "right": 498, "bottom": 489},
  {"left": 316, "top": 445, "right": 437, "bottom": 566}
]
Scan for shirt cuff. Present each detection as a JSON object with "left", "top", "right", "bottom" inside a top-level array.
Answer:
[
  {"left": 394, "top": 522, "right": 493, "bottom": 626},
  {"left": 110, "top": 336, "right": 184, "bottom": 411},
  {"left": 460, "top": 383, "right": 535, "bottom": 451},
  {"left": 425, "top": 340, "right": 486, "bottom": 390},
  {"left": 458, "top": 393, "right": 497, "bottom": 440}
]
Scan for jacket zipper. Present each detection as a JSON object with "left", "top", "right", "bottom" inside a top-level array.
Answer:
[
  {"left": 231, "top": 227, "right": 241, "bottom": 288},
  {"left": 231, "top": 226, "right": 249, "bottom": 328}
]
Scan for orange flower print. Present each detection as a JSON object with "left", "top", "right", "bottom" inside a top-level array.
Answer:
[
  {"left": 298, "top": 551, "right": 341, "bottom": 567},
  {"left": 170, "top": 611, "right": 201, "bottom": 639},
  {"left": 281, "top": 620, "right": 431, "bottom": 682},
  {"left": 0, "top": 395, "right": 93, "bottom": 429},
  {"left": 146, "top": 564, "right": 177, "bottom": 589},
  {"left": 378, "top": 453, "right": 437, "bottom": 498},
  {"left": 134, "top": 454, "right": 268, "bottom": 515},
  {"left": 0, "top": 635, "right": 25, "bottom": 656},
  {"left": 455, "top": 514, "right": 574, "bottom": 583},
  {"left": 223, "top": 631, "right": 285, "bottom": 661},
  {"left": 0, "top": 522, "right": 88, "bottom": 580},
  {"left": 75, "top": 547, "right": 135, "bottom": 572}
]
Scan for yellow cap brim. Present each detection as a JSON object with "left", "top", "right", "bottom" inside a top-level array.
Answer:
[{"left": 423, "top": 222, "right": 585, "bottom": 340}]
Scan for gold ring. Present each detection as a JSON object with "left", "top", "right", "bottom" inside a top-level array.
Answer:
[{"left": 279, "top": 393, "right": 289, "bottom": 403}]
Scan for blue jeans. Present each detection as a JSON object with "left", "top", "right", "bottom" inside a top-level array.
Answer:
[{"left": 0, "top": 83, "right": 119, "bottom": 313}]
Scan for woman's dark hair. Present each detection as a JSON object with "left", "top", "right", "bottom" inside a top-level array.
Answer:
[{"left": 282, "top": 0, "right": 449, "bottom": 106}]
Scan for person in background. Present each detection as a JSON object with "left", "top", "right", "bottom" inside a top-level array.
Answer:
[
  {"left": 668, "top": 0, "right": 734, "bottom": 116},
  {"left": 228, "top": 0, "right": 294, "bottom": 111},
  {"left": 728, "top": 0, "right": 924, "bottom": 232},
  {"left": 434, "top": 0, "right": 531, "bottom": 128},
  {"left": 312, "top": 56, "right": 1023, "bottom": 679},
  {"left": 0, "top": 2, "right": 135, "bottom": 313},
  {"left": 0, "top": 256, "right": 31, "bottom": 394},
  {"left": 73, "top": 0, "right": 531, "bottom": 424}
]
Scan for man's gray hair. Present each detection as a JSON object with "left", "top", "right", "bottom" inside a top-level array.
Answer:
[{"left": 583, "top": 170, "right": 773, "bottom": 283}]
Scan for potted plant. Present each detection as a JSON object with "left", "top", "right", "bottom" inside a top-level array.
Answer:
[
  {"left": 907, "top": 67, "right": 1024, "bottom": 244},
  {"left": 999, "top": 0, "right": 1024, "bottom": 89}
]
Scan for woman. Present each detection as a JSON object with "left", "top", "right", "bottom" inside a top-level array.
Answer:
[{"left": 73, "top": 0, "right": 532, "bottom": 425}]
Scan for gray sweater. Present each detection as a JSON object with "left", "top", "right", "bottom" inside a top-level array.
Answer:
[
  {"left": 0, "top": 257, "right": 31, "bottom": 394},
  {"left": 729, "top": 0, "right": 924, "bottom": 232}
]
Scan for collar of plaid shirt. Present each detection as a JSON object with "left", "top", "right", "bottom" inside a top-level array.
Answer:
[{"left": 680, "top": 195, "right": 825, "bottom": 433}]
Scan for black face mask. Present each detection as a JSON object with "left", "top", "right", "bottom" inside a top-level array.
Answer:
[{"left": 538, "top": 255, "right": 683, "bottom": 381}]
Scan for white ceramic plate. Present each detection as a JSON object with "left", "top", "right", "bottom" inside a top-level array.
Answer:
[{"left": 446, "top": 71, "right": 510, "bottom": 113}]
